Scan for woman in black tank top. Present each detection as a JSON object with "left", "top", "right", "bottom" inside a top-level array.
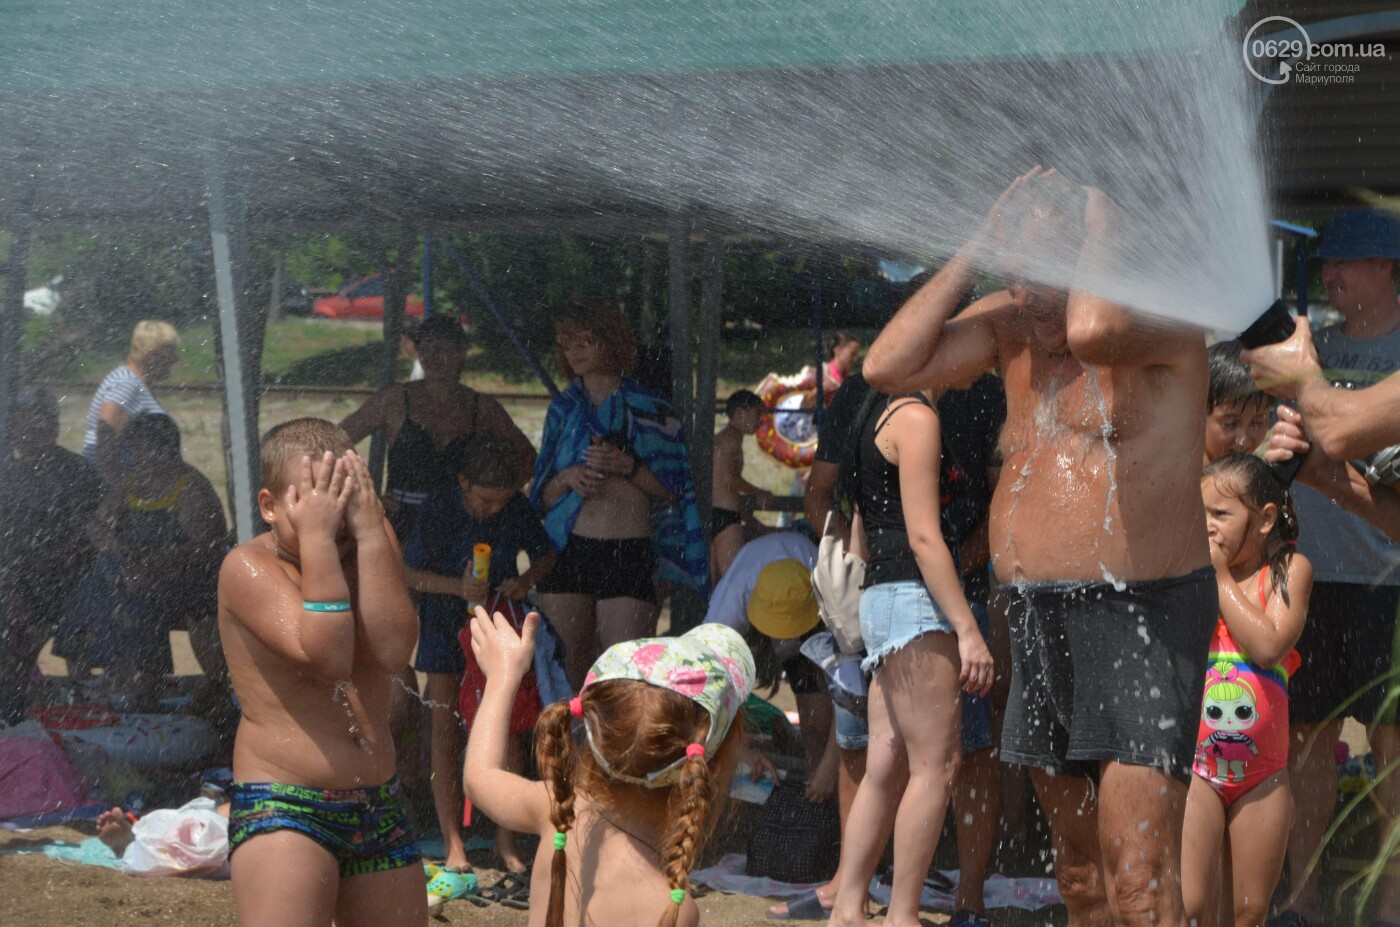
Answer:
[
  {"left": 340, "top": 316, "right": 537, "bottom": 541},
  {"left": 827, "top": 391, "right": 995, "bottom": 927}
]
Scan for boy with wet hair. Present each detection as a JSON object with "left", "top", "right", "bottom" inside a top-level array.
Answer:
[
  {"left": 218, "top": 417, "right": 425, "bottom": 927},
  {"left": 710, "top": 389, "right": 774, "bottom": 578},
  {"left": 402, "top": 434, "right": 556, "bottom": 878},
  {"left": 1204, "top": 340, "right": 1273, "bottom": 464}
]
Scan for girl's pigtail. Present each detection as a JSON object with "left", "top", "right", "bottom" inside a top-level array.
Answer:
[
  {"left": 535, "top": 700, "right": 578, "bottom": 927},
  {"left": 656, "top": 746, "right": 716, "bottom": 927},
  {"left": 1267, "top": 483, "right": 1301, "bottom": 604}
]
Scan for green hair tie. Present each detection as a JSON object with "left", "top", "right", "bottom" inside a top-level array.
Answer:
[
  {"left": 669, "top": 889, "right": 686, "bottom": 905},
  {"left": 553, "top": 831, "right": 567, "bottom": 851}
]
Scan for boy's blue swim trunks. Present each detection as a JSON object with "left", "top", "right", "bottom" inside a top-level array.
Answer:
[{"left": 228, "top": 777, "right": 420, "bottom": 877}]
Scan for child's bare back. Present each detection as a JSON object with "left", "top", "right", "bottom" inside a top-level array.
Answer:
[
  {"left": 465, "top": 612, "right": 755, "bottom": 927},
  {"left": 218, "top": 418, "right": 425, "bottom": 927},
  {"left": 523, "top": 800, "right": 698, "bottom": 927}
]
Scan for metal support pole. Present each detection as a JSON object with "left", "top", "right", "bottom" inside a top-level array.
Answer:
[
  {"left": 668, "top": 209, "right": 694, "bottom": 436},
  {"left": 812, "top": 265, "right": 825, "bottom": 430},
  {"left": 639, "top": 239, "right": 658, "bottom": 339},
  {"left": 204, "top": 141, "right": 258, "bottom": 543},
  {"left": 421, "top": 235, "right": 434, "bottom": 320},
  {"left": 693, "top": 231, "right": 724, "bottom": 543},
  {"left": 438, "top": 238, "right": 558, "bottom": 397},
  {"left": 369, "top": 227, "right": 413, "bottom": 489},
  {"left": 1295, "top": 239, "right": 1310, "bottom": 319},
  {"left": 0, "top": 195, "right": 32, "bottom": 473}
]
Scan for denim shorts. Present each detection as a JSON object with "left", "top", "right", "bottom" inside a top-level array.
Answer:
[
  {"left": 841, "top": 586, "right": 993, "bottom": 755},
  {"left": 833, "top": 700, "right": 870, "bottom": 750},
  {"left": 860, "top": 580, "right": 955, "bottom": 673},
  {"left": 831, "top": 675, "right": 993, "bottom": 754}
]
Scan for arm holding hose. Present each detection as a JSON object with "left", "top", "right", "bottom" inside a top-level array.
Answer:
[
  {"left": 1244, "top": 315, "right": 1400, "bottom": 460},
  {"left": 1264, "top": 405, "right": 1400, "bottom": 542}
]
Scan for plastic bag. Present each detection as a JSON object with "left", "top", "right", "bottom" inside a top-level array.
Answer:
[{"left": 122, "top": 797, "right": 229, "bottom": 878}]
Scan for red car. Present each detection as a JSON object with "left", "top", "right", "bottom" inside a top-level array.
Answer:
[{"left": 312, "top": 273, "right": 425, "bottom": 319}]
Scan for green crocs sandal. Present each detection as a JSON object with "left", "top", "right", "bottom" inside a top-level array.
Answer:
[{"left": 426, "top": 868, "right": 477, "bottom": 904}]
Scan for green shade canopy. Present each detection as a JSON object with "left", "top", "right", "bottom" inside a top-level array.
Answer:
[
  {"left": 0, "top": 0, "right": 1249, "bottom": 240},
  {"left": 2, "top": 0, "right": 1245, "bottom": 92}
]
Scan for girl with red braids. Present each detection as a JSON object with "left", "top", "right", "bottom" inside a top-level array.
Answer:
[{"left": 463, "top": 610, "right": 753, "bottom": 927}]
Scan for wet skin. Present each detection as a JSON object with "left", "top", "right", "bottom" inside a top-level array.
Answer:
[
  {"left": 219, "top": 452, "right": 416, "bottom": 789},
  {"left": 982, "top": 290, "right": 1210, "bottom": 583}
]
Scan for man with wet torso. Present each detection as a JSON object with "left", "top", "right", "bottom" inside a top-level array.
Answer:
[{"left": 864, "top": 170, "right": 1214, "bottom": 927}]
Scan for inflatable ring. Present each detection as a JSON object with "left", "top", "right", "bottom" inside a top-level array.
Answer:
[{"left": 754, "top": 366, "right": 833, "bottom": 470}]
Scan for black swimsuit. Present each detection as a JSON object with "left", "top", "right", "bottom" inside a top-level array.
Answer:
[
  {"left": 386, "top": 385, "right": 478, "bottom": 539},
  {"left": 709, "top": 507, "right": 743, "bottom": 540}
]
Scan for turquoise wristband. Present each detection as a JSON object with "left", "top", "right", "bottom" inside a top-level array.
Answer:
[{"left": 302, "top": 600, "right": 352, "bottom": 613}]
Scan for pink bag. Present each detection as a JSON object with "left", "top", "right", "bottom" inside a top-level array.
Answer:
[{"left": 0, "top": 734, "right": 87, "bottom": 819}]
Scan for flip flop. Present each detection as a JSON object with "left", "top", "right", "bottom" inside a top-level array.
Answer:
[
  {"left": 499, "top": 880, "right": 532, "bottom": 911},
  {"left": 425, "top": 868, "right": 477, "bottom": 904},
  {"left": 469, "top": 871, "right": 529, "bottom": 907},
  {"left": 767, "top": 889, "right": 833, "bottom": 921}
]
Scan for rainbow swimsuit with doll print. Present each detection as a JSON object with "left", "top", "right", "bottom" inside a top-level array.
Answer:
[{"left": 1191, "top": 567, "right": 1300, "bottom": 809}]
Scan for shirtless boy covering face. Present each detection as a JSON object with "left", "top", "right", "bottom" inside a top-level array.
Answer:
[
  {"left": 218, "top": 418, "right": 425, "bottom": 927},
  {"left": 864, "top": 169, "right": 1214, "bottom": 927}
]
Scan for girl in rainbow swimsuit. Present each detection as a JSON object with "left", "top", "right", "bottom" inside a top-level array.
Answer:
[{"left": 1182, "top": 453, "right": 1313, "bottom": 927}]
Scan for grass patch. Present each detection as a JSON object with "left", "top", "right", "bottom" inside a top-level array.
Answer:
[
  {"left": 35, "top": 316, "right": 872, "bottom": 398},
  {"left": 40, "top": 318, "right": 394, "bottom": 386}
]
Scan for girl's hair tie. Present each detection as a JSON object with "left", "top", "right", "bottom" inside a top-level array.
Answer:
[
  {"left": 1285, "top": 539, "right": 1298, "bottom": 547},
  {"left": 569, "top": 697, "right": 583, "bottom": 718},
  {"left": 669, "top": 888, "right": 686, "bottom": 905},
  {"left": 685, "top": 743, "right": 706, "bottom": 759},
  {"left": 553, "top": 831, "right": 568, "bottom": 851}
]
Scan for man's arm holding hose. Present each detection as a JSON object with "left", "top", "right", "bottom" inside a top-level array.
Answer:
[
  {"left": 1264, "top": 404, "right": 1400, "bottom": 542},
  {"left": 1244, "top": 315, "right": 1400, "bottom": 460}
]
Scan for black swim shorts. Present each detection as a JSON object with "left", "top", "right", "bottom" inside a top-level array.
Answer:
[
  {"left": 1000, "top": 567, "right": 1216, "bottom": 783},
  {"left": 535, "top": 535, "right": 658, "bottom": 604},
  {"left": 709, "top": 507, "right": 744, "bottom": 541},
  {"left": 1290, "top": 581, "right": 1400, "bottom": 726}
]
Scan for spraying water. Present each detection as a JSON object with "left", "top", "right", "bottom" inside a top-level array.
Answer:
[{"left": 2, "top": 0, "right": 1273, "bottom": 334}]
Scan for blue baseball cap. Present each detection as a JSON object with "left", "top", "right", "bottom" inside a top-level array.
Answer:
[{"left": 1316, "top": 208, "right": 1400, "bottom": 261}]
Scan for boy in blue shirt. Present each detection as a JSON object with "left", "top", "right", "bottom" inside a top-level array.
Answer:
[{"left": 403, "top": 436, "right": 555, "bottom": 878}]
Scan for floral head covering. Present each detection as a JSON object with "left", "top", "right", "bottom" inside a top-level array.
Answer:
[{"left": 579, "top": 623, "right": 755, "bottom": 788}]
